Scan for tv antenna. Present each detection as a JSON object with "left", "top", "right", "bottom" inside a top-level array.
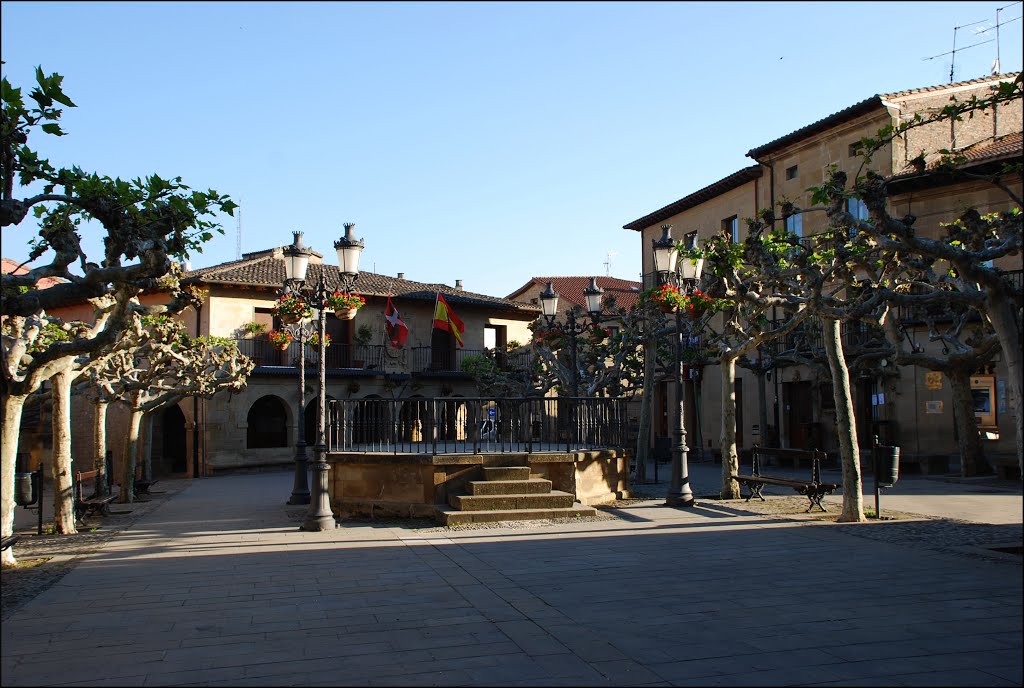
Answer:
[
  {"left": 235, "top": 199, "right": 242, "bottom": 260},
  {"left": 604, "top": 250, "right": 618, "bottom": 276}
]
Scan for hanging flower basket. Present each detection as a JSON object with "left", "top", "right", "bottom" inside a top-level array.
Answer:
[
  {"left": 273, "top": 293, "right": 313, "bottom": 324},
  {"left": 644, "top": 284, "right": 687, "bottom": 314},
  {"left": 268, "top": 330, "right": 293, "bottom": 351},
  {"left": 326, "top": 291, "right": 365, "bottom": 319}
]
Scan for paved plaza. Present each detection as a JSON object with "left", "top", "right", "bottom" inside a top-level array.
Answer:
[{"left": 1, "top": 461, "right": 1021, "bottom": 686}]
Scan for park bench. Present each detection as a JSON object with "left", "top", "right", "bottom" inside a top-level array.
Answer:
[
  {"left": 731, "top": 445, "right": 839, "bottom": 513},
  {"left": 74, "top": 469, "right": 115, "bottom": 523},
  {"left": 1, "top": 535, "right": 20, "bottom": 551},
  {"left": 989, "top": 455, "right": 1020, "bottom": 481}
]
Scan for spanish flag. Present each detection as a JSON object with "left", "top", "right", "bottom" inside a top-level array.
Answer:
[{"left": 433, "top": 293, "right": 465, "bottom": 348}]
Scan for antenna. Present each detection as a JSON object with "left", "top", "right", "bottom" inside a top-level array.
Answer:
[
  {"left": 235, "top": 200, "right": 242, "bottom": 260},
  {"left": 604, "top": 250, "right": 618, "bottom": 276}
]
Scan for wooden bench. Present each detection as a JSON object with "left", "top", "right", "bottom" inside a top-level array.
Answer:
[
  {"left": 757, "top": 447, "right": 829, "bottom": 469},
  {"left": 74, "top": 470, "right": 115, "bottom": 523},
  {"left": 731, "top": 446, "right": 839, "bottom": 513},
  {"left": 1, "top": 535, "right": 20, "bottom": 551}
]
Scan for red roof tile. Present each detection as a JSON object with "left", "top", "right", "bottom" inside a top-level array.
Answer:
[{"left": 508, "top": 276, "right": 642, "bottom": 312}]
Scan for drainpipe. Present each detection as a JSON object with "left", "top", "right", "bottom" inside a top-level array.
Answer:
[{"left": 193, "top": 301, "right": 202, "bottom": 478}]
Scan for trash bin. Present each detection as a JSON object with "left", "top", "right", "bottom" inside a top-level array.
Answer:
[
  {"left": 14, "top": 472, "right": 37, "bottom": 506},
  {"left": 874, "top": 444, "right": 900, "bottom": 487}
]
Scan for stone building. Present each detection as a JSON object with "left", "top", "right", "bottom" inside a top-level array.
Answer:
[{"left": 623, "top": 72, "right": 1022, "bottom": 472}]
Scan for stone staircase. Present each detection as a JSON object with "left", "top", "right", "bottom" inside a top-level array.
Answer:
[{"left": 436, "top": 466, "right": 597, "bottom": 526}]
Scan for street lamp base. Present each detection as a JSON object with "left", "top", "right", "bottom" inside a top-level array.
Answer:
[
  {"left": 666, "top": 491, "right": 696, "bottom": 508},
  {"left": 300, "top": 513, "right": 337, "bottom": 531},
  {"left": 301, "top": 459, "right": 336, "bottom": 531},
  {"left": 287, "top": 492, "right": 310, "bottom": 506}
]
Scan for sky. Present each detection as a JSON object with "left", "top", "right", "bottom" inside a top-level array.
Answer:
[{"left": 2, "top": 1, "right": 1021, "bottom": 299}]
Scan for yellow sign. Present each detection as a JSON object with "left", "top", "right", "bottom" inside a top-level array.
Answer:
[{"left": 925, "top": 372, "right": 943, "bottom": 390}]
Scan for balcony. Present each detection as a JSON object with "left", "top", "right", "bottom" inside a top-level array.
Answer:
[
  {"left": 409, "top": 347, "right": 535, "bottom": 375},
  {"left": 234, "top": 338, "right": 386, "bottom": 371}
]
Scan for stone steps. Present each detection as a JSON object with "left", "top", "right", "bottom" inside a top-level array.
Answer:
[
  {"left": 467, "top": 478, "right": 552, "bottom": 495},
  {"left": 450, "top": 490, "right": 577, "bottom": 511},
  {"left": 437, "top": 505, "right": 598, "bottom": 526},
  {"left": 437, "top": 464, "right": 597, "bottom": 526}
]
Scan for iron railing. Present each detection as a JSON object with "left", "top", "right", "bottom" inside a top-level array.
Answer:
[
  {"left": 325, "top": 396, "right": 629, "bottom": 455},
  {"left": 409, "top": 347, "right": 534, "bottom": 374},
  {"left": 234, "top": 339, "right": 386, "bottom": 370}
]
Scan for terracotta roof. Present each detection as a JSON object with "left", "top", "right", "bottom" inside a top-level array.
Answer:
[
  {"left": 1, "top": 258, "right": 68, "bottom": 289},
  {"left": 747, "top": 73, "right": 1021, "bottom": 160},
  {"left": 622, "top": 165, "right": 763, "bottom": 231},
  {"left": 896, "top": 131, "right": 1023, "bottom": 175},
  {"left": 183, "top": 251, "right": 540, "bottom": 313},
  {"left": 507, "top": 276, "right": 642, "bottom": 312},
  {"left": 887, "top": 131, "right": 1023, "bottom": 192}
]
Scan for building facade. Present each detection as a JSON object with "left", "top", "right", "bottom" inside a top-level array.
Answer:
[{"left": 623, "top": 73, "right": 1022, "bottom": 471}]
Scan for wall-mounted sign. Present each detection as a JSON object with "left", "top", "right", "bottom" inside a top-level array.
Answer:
[
  {"left": 925, "top": 371, "right": 943, "bottom": 390},
  {"left": 925, "top": 400, "right": 943, "bottom": 414}
]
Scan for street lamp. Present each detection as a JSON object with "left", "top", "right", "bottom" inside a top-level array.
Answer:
[
  {"left": 282, "top": 231, "right": 314, "bottom": 506},
  {"left": 538, "top": 277, "right": 604, "bottom": 397},
  {"left": 280, "top": 224, "right": 364, "bottom": 531},
  {"left": 653, "top": 224, "right": 703, "bottom": 508}
]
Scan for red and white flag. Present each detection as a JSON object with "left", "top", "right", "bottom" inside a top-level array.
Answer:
[{"left": 385, "top": 295, "right": 408, "bottom": 349}]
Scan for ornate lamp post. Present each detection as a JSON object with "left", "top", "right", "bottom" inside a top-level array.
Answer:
[
  {"left": 279, "top": 224, "right": 364, "bottom": 531},
  {"left": 652, "top": 224, "right": 703, "bottom": 508},
  {"left": 538, "top": 278, "right": 604, "bottom": 396},
  {"left": 282, "top": 232, "right": 314, "bottom": 506}
]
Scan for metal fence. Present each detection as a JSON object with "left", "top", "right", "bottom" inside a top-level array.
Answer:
[{"left": 325, "top": 396, "right": 629, "bottom": 455}]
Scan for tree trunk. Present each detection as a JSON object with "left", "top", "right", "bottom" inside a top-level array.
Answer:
[
  {"left": 50, "top": 369, "right": 78, "bottom": 534},
  {"left": 948, "top": 367, "right": 986, "bottom": 477},
  {"left": 720, "top": 355, "right": 740, "bottom": 499},
  {"left": 1, "top": 394, "right": 27, "bottom": 566},
  {"left": 634, "top": 332, "right": 657, "bottom": 483},
  {"left": 986, "top": 297, "right": 1023, "bottom": 475},
  {"left": 120, "top": 405, "right": 143, "bottom": 504},
  {"left": 822, "top": 317, "right": 865, "bottom": 522},
  {"left": 93, "top": 398, "right": 109, "bottom": 499}
]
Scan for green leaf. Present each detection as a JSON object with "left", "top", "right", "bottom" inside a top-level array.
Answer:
[{"left": 40, "top": 123, "right": 64, "bottom": 136}]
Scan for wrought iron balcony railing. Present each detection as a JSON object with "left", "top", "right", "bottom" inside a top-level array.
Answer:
[
  {"left": 409, "top": 347, "right": 535, "bottom": 374},
  {"left": 234, "top": 338, "right": 386, "bottom": 371}
]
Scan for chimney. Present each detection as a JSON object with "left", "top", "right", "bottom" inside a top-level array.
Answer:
[
  {"left": 455, "top": 279, "right": 463, "bottom": 290},
  {"left": 397, "top": 272, "right": 405, "bottom": 279}
]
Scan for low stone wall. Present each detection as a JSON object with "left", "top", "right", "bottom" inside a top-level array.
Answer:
[{"left": 326, "top": 450, "right": 631, "bottom": 518}]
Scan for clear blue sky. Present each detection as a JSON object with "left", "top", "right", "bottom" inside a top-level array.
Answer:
[{"left": 3, "top": 1, "right": 1021, "bottom": 298}]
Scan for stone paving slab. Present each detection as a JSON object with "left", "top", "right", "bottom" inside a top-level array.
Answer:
[{"left": 2, "top": 469, "right": 1021, "bottom": 687}]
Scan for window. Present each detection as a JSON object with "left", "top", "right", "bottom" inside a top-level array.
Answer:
[
  {"left": 848, "top": 142, "right": 861, "bottom": 158},
  {"left": 722, "top": 215, "right": 739, "bottom": 243},
  {"left": 847, "top": 197, "right": 868, "bottom": 237},
  {"left": 847, "top": 198, "right": 869, "bottom": 220},
  {"left": 785, "top": 165, "right": 798, "bottom": 180},
  {"left": 784, "top": 213, "right": 803, "bottom": 237}
]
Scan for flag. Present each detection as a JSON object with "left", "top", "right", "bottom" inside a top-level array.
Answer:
[
  {"left": 384, "top": 295, "right": 408, "bottom": 349},
  {"left": 433, "top": 292, "right": 465, "bottom": 348}
]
